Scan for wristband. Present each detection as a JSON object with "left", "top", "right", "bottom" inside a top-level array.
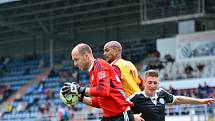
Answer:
[
  {"left": 79, "top": 87, "right": 86, "bottom": 95},
  {"left": 79, "top": 94, "right": 84, "bottom": 102}
]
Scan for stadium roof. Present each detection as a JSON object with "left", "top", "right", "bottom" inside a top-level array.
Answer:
[
  {"left": 0, "top": 0, "right": 140, "bottom": 43},
  {"left": 0, "top": 0, "right": 20, "bottom": 4},
  {"left": 0, "top": 0, "right": 213, "bottom": 44}
]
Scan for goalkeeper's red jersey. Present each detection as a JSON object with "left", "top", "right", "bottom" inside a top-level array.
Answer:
[{"left": 89, "top": 59, "right": 133, "bottom": 117}]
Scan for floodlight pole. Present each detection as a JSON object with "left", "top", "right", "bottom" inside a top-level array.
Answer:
[
  {"left": 140, "top": 0, "right": 147, "bottom": 25},
  {"left": 140, "top": 0, "right": 143, "bottom": 22},
  {"left": 202, "top": 0, "right": 205, "bottom": 14},
  {"left": 49, "top": 38, "right": 54, "bottom": 70},
  {"left": 143, "top": 0, "right": 147, "bottom": 20}
]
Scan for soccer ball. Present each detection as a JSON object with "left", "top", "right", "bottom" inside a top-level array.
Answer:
[
  {"left": 60, "top": 84, "right": 79, "bottom": 106},
  {"left": 60, "top": 89, "right": 79, "bottom": 106}
]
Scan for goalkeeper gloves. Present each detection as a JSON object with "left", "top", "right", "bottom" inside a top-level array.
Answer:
[
  {"left": 70, "top": 82, "right": 86, "bottom": 95},
  {"left": 60, "top": 83, "right": 79, "bottom": 106},
  {"left": 62, "top": 82, "right": 86, "bottom": 102}
]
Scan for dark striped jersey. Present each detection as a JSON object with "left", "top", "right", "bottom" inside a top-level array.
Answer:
[{"left": 129, "top": 88, "right": 175, "bottom": 121}]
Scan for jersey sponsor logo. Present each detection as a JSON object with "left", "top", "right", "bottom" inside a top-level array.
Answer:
[
  {"left": 98, "top": 71, "right": 106, "bottom": 79},
  {"left": 159, "top": 98, "right": 165, "bottom": 104}
]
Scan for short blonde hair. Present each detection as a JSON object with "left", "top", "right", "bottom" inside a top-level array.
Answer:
[{"left": 144, "top": 69, "right": 159, "bottom": 79}]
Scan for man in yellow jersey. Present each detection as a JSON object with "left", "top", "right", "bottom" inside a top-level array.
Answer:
[{"left": 103, "top": 41, "right": 143, "bottom": 96}]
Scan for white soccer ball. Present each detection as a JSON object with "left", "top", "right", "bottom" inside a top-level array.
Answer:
[{"left": 60, "top": 83, "right": 79, "bottom": 106}]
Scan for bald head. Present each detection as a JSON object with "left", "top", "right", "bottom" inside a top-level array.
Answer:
[
  {"left": 103, "top": 41, "right": 122, "bottom": 63},
  {"left": 72, "top": 43, "right": 93, "bottom": 56},
  {"left": 104, "top": 41, "right": 122, "bottom": 53},
  {"left": 71, "top": 43, "right": 94, "bottom": 71}
]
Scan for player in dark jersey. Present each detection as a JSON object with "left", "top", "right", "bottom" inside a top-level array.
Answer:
[
  {"left": 62, "top": 43, "right": 135, "bottom": 121},
  {"left": 129, "top": 69, "right": 215, "bottom": 121}
]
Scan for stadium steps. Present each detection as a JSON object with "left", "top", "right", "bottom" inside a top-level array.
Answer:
[{"left": 0, "top": 74, "right": 48, "bottom": 110}]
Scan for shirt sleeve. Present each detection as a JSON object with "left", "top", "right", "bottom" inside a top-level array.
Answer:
[
  {"left": 138, "top": 75, "right": 144, "bottom": 87},
  {"left": 112, "top": 65, "right": 122, "bottom": 80},
  {"left": 91, "top": 97, "right": 101, "bottom": 108},
  {"left": 128, "top": 94, "right": 137, "bottom": 110},
  {"left": 160, "top": 88, "right": 175, "bottom": 104},
  {"left": 90, "top": 68, "right": 111, "bottom": 97},
  {"left": 128, "top": 93, "right": 136, "bottom": 102}
]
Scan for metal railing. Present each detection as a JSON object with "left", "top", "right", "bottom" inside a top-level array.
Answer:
[{"left": 140, "top": 0, "right": 206, "bottom": 25}]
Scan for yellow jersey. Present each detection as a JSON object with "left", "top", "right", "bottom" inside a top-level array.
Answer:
[{"left": 111, "top": 59, "right": 141, "bottom": 96}]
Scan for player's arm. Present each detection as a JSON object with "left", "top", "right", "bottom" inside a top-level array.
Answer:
[
  {"left": 60, "top": 82, "right": 101, "bottom": 107},
  {"left": 112, "top": 65, "right": 122, "bottom": 80},
  {"left": 81, "top": 96, "right": 92, "bottom": 106},
  {"left": 87, "top": 69, "right": 111, "bottom": 97},
  {"left": 138, "top": 75, "right": 144, "bottom": 91},
  {"left": 81, "top": 96, "right": 101, "bottom": 108},
  {"left": 69, "top": 66, "right": 111, "bottom": 97},
  {"left": 78, "top": 70, "right": 111, "bottom": 97},
  {"left": 173, "top": 96, "right": 215, "bottom": 105},
  {"left": 131, "top": 63, "right": 143, "bottom": 90},
  {"left": 67, "top": 72, "right": 111, "bottom": 98}
]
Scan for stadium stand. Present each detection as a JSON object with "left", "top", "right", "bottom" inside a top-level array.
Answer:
[
  {"left": 0, "top": 41, "right": 214, "bottom": 121},
  {"left": 0, "top": 0, "right": 214, "bottom": 121}
]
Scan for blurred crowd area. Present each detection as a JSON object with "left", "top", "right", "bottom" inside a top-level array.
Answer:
[
  {"left": 138, "top": 54, "right": 215, "bottom": 80},
  {"left": 0, "top": 39, "right": 214, "bottom": 121}
]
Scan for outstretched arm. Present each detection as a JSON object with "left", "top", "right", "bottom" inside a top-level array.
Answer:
[{"left": 173, "top": 96, "right": 215, "bottom": 105}]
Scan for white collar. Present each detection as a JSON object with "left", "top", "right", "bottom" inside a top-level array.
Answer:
[
  {"left": 88, "top": 59, "right": 96, "bottom": 72},
  {"left": 142, "top": 91, "right": 158, "bottom": 100},
  {"left": 142, "top": 91, "right": 158, "bottom": 105}
]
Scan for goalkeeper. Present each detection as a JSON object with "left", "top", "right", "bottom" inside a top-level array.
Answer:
[{"left": 61, "top": 43, "right": 135, "bottom": 121}]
